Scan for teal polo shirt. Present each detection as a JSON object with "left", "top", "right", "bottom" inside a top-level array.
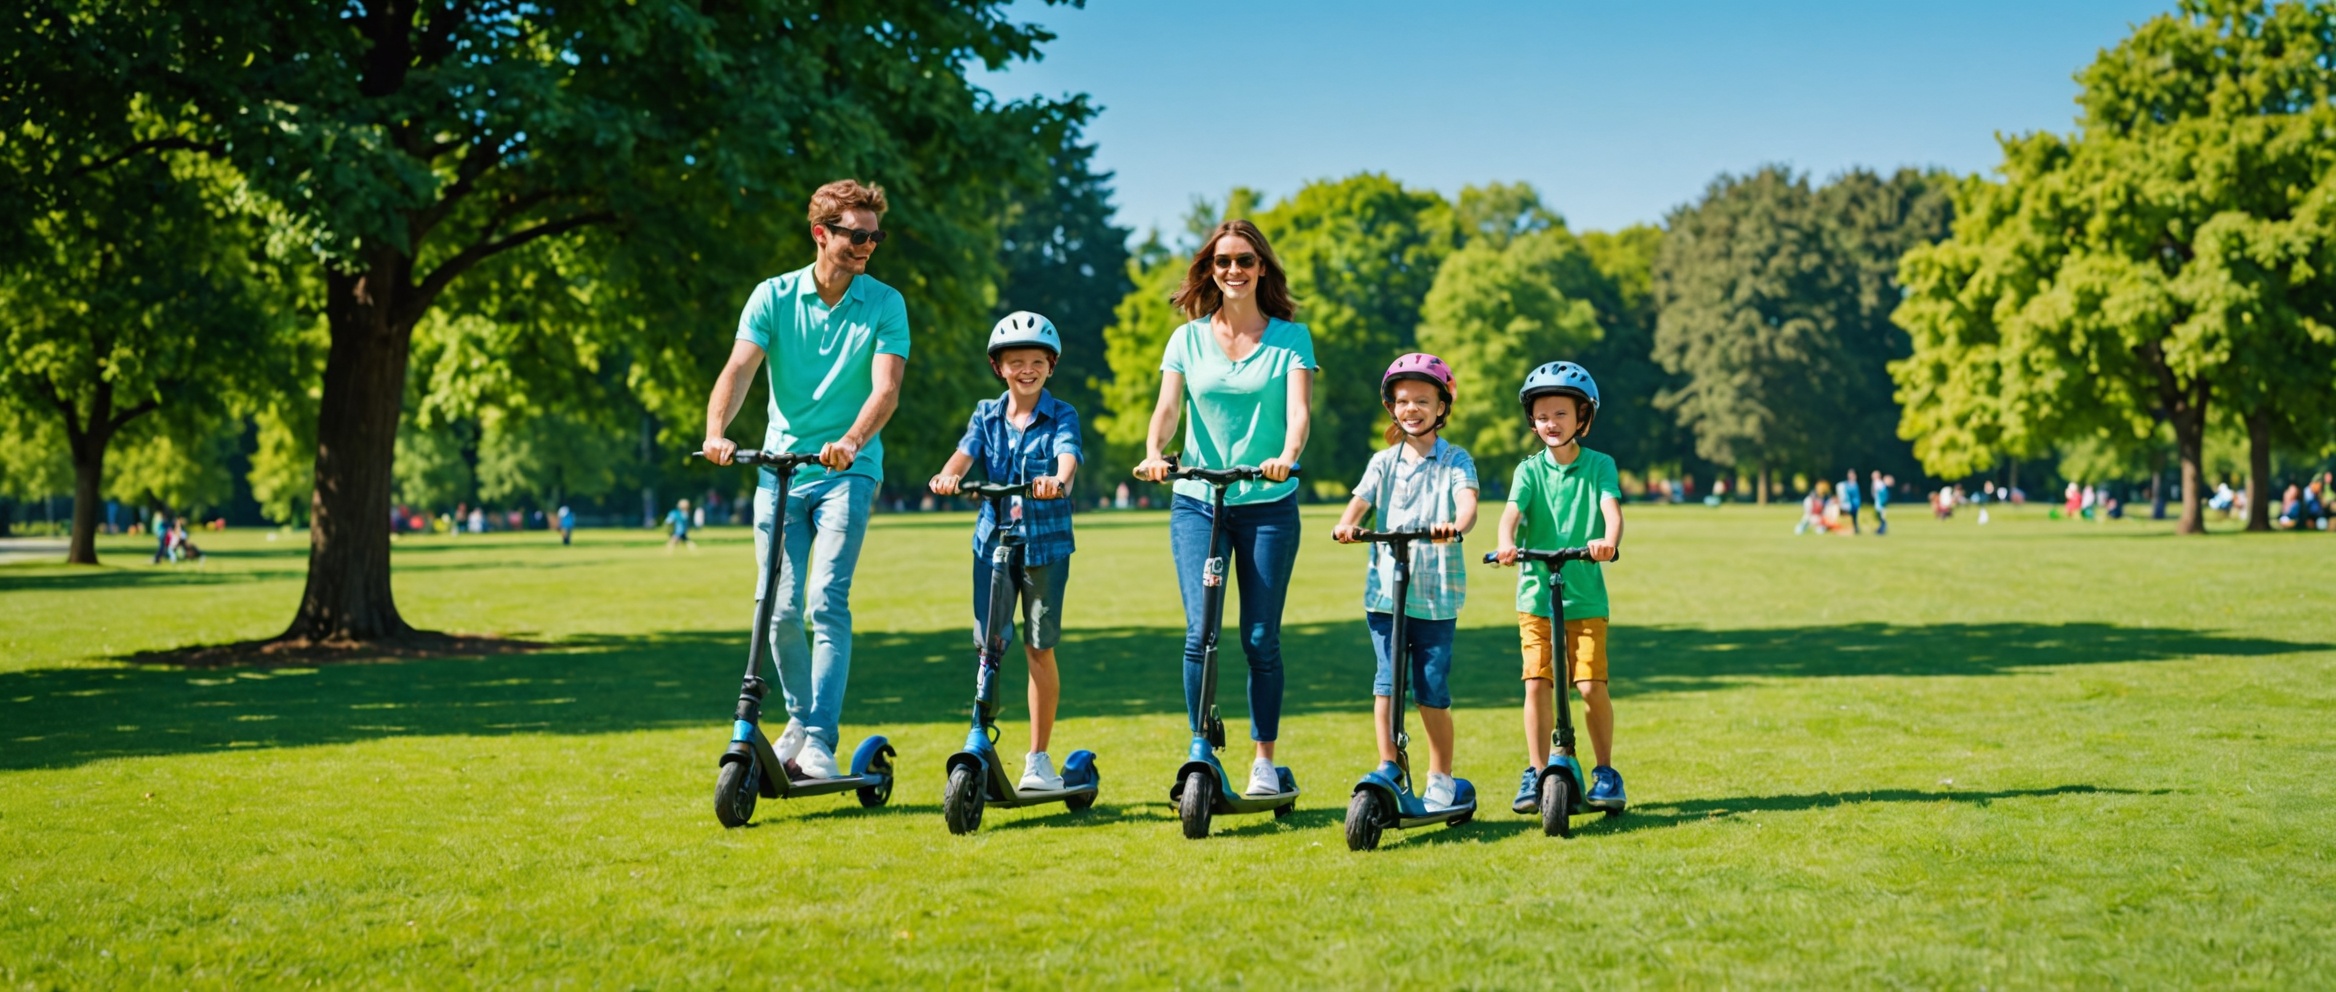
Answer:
[
  {"left": 1507, "top": 444, "right": 1620, "bottom": 619},
  {"left": 1160, "top": 316, "right": 1318, "bottom": 506},
  {"left": 735, "top": 264, "right": 911, "bottom": 487}
]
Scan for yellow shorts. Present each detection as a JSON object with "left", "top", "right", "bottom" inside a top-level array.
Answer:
[{"left": 1519, "top": 613, "right": 1608, "bottom": 683}]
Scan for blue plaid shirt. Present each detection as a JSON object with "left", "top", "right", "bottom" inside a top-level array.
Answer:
[{"left": 957, "top": 390, "right": 1082, "bottom": 566}]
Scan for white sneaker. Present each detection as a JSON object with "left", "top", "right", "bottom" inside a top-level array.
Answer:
[
  {"left": 1423, "top": 772, "right": 1457, "bottom": 809},
  {"left": 794, "top": 737, "right": 840, "bottom": 780},
  {"left": 1245, "top": 757, "right": 1283, "bottom": 796},
  {"left": 1019, "top": 752, "right": 1063, "bottom": 792},
  {"left": 771, "top": 718, "right": 807, "bottom": 766}
]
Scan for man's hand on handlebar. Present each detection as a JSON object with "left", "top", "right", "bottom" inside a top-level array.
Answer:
[
  {"left": 1132, "top": 455, "right": 1173, "bottom": 484},
  {"left": 701, "top": 437, "right": 738, "bottom": 466},
  {"left": 1587, "top": 537, "right": 1619, "bottom": 562},
  {"left": 1258, "top": 455, "right": 1298, "bottom": 483},
  {"left": 928, "top": 473, "right": 962, "bottom": 496},
  {"left": 819, "top": 438, "right": 860, "bottom": 471}
]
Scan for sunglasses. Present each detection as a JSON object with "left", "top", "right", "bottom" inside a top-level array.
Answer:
[
  {"left": 1212, "top": 252, "right": 1259, "bottom": 270},
  {"left": 822, "top": 223, "right": 888, "bottom": 246}
]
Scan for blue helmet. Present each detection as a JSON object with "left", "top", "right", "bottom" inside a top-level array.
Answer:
[
  {"left": 987, "top": 311, "right": 1061, "bottom": 359},
  {"left": 1519, "top": 361, "right": 1600, "bottom": 420}
]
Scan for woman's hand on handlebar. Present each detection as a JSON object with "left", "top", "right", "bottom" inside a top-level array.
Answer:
[
  {"left": 1258, "top": 455, "right": 1298, "bottom": 483},
  {"left": 1331, "top": 523, "right": 1362, "bottom": 544},
  {"left": 1031, "top": 476, "right": 1067, "bottom": 500},
  {"left": 702, "top": 437, "right": 738, "bottom": 466},
  {"left": 928, "top": 473, "right": 961, "bottom": 496},
  {"left": 1588, "top": 537, "right": 1618, "bottom": 562},
  {"left": 1133, "top": 456, "right": 1173, "bottom": 484}
]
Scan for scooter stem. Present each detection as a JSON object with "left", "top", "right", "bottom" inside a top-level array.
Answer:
[{"left": 1199, "top": 483, "right": 1229, "bottom": 750}]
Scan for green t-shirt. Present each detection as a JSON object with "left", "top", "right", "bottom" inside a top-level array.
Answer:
[
  {"left": 734, "top": 264, "right": 911, "bottom": 487},
  {"left": 1508, "top": 445, "right": 1620, "bottom": 619},
  {"left": 1159, "top": 316, "right": 1318, "bottom": 506}
]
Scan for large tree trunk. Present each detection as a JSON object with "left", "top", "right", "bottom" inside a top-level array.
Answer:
[
  {"left": 2242, "top": 408, "right": 2274, "bottom": 532},
  {"left": 60, "top": 380, "right": 113, "bottom": 565},
  {"left": 2167, "top": 403, "right": 2207, "bottom": 535},
  {"left": 279, "top": 256, "right": 423, "bottom": 643}
]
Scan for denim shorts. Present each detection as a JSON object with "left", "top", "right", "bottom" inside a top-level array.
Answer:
[
  {"left": 973, "top": 555, "right": 1068, "bottom": 651},
  {"left": 1367, "top": 612, "right": 1454, "bottom": 710}
]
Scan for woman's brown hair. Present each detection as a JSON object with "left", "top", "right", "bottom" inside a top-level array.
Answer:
[{"left": 1171, "top": 219, "right": 1296, "bottom": 322}]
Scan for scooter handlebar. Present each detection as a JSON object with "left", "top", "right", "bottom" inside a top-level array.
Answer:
[
  {"left": 695, "top": 448, "right": 824, "bottom": 469},
  {"left": 959, "top": 480, "right": 1061, "bottom": 501},
  {"left": 1482, "top": 546, "right": 1618, "bottom": 564},
  {"left": 1350, "top": 528, "right": 1440, "bottom": 543}
]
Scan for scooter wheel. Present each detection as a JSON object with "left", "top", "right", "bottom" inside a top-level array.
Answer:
[
  {"left": 715, "top": 759, "right": 758, "bottom": 828},
  {"left": 1064, "top": 770, "right": 1098, "bottom": 812},
  {"left": 856, "top": 751, "right": 893, "bottom": 808},
  {"left": 942, "top": 764, "right": 984, "bottom": 835},
  {"left": 1273, "top": 802, "right": 1295, "bottom": 819},
  {"left": 1178, "top": 770, "right": 1213, "bottom": 840},
  {"left": 1541, "top": 772, "right": 1574, "bottom": 838},
  {"left": 1345, "top": 791, "right": 1385, "bottom": 851}
]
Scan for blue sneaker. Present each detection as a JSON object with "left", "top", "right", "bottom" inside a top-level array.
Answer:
[
  {"left": 1587, "top": 765, "right": 1626, "bottom": 809},
  {"left": 1512, "top": 766, "right": 1540, "bottom": 814}
]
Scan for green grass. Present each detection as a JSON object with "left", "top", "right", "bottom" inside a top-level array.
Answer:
[{"left": 4, "top": 506, "right": 2332, "bottom": 988}]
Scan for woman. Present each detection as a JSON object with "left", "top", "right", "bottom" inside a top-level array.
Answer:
[{"left": 1133, "top": 219, "right": 1315, "bottom": 797}]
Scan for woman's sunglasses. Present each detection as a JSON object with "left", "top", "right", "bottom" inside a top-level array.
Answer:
[
  {"left": 823, "top": 223, "right": 888, "bottom": 246},
  {"left": 1212, "top": 252, "right": 1259, "bottom": 270}
]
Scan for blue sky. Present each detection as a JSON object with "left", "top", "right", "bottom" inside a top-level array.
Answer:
[{"left": 969, "top": 0, "right": 2173, "bottom": 239}]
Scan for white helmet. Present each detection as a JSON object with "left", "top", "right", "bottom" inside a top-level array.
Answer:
[{"left": 987, "top": 311, "right": 1061, "bottom": 359}]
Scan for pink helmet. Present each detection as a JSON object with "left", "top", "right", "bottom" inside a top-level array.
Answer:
[{"left": 1381, "top": 352, "right": 1456, "bottom": 403}]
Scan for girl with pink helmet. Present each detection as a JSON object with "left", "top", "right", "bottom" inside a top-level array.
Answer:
[{"left": 1331, "top": 352, "right": 1481, "bottom": 811}]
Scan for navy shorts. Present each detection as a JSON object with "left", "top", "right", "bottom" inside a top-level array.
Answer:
[
  {"left": 1367, "top": 612, "right": 1454, "bottom": 710},
  {"left": 972, "top": 556, "right": 1068, "bottom": 651}
]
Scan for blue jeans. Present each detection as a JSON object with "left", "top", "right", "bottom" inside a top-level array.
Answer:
[
  {"left": 752, "top": 475, "right": 874, "bottom": 750},
  {"left": 1367, "top": 612, "right": 1455, "bottom": 710},
  {"left": 1171, "top": 493, "right": 1301, "bottom": 742}
]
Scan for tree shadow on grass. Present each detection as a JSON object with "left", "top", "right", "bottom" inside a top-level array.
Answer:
[
  {"left": 1581, "top": 784, "right": 2160, "bottom": 836},
  {"left": 2, "top": 622, "right": 2320, "bottom": 771}
]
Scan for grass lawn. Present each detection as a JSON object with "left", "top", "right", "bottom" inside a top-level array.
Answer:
[{"left": 3, "top": 504, "right": 2332, "bottom": 988}]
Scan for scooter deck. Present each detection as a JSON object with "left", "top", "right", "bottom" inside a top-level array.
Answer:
[
  {"left": 772, "top": 768, "right": 888, "bottom": 798},
  {"left": 1393, "top": 800, "right": 1476, "bottom": 830},
  {"left": 986, "top": 782, "right": 1101, "bottom": 809}
]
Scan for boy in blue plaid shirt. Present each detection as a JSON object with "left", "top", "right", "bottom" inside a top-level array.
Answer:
[{"left": 928, "top": 312, "right": 1082, "bottom": 792}]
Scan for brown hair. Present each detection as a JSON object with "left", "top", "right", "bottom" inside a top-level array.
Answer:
[
  {"left": 1381, "top": 380, "right": 1452, "bottom": 446},
  {"left": 807, "top": 179, "right": 888, "bottom": 227},
  {"left": 1172, "top": 219, "right": 1295, "bottom": 321}
]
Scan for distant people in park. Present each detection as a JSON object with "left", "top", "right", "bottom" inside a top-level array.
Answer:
[
  {"left": 1840, "top": 469, "right": 1862, "bottom": 535},
  {"left": 164, "top": 517, "right": 203, "bottom": 563},
  {"left": 2274, "top": 483, "right": 2326, "bottom": 530},
  {"left": 2209, "top": 481, "right": 2236, "bottom": 516},
  {"left": 665, "top": 499, "right": 697, "bottom": 551},
  {"left": 1871, "top": 471, "right": 1892, "bottom": 536},
  {"left": 468, "top": 506, "right": 486, "bottom": 534},
  {"left": 150, "top": 509, "right": 170, "bottom": 563},
  {"left": 927, "top": 310, "right": 1083, "bottom": 792},
  {"left": 1705, "top": 477, "right": 1728, "bottom": 507},
  {"left": 701, "top": 178, "right": 908, "bottom": 780},
  {"left": 1932, "top": 486, "right": 1954, "bottom": 521},
  {"left": 557, "top": 505, "right": 575, "bottom": 545},
  {"left": 1332, "top": 353, "right": 1477, "bottom": 810},
  {"left": 1795, "top": 480, "right": 1831, "bottom": 535},
  {"left": 1132, "top": 218, "right": 1314, "bottom": 798},
  {"left": 1494, "top": 360, "right": 1626, "bottom": 815}
]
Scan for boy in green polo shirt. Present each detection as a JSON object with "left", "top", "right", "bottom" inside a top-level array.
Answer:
[{"left": 1492, "top": 361, "right": 1626, "bottom": 817}]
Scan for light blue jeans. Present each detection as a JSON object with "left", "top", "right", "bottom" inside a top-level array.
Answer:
[{"left": 753, "top": 474, "right": 874, "bottom": 750}]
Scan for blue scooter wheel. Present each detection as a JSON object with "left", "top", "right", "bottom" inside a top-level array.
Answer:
[
  {"left": 715, "top": 759, "right": 758, "bottom": 828},
  {"left": 1541, "top": 772, "right": 1574, "bottom": 838},
  {"left": 943, "top": 763, "right": 985, "bottom": 835},
  {"left": 1178, "top": 770, "right": 1213, "bottom": 840},
  {"left": 1345, "top": 791, "right": 1385, "bottom": 851}
]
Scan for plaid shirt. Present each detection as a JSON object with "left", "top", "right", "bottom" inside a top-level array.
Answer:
[
  {"left": 1356, "top": 439, "right": 1478, "bottom": 621},
  {"left": 958, "top": 390, "right": 1082, "bottom": 567}
]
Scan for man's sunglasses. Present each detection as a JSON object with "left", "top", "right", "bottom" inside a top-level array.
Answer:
[
  {"left": 823, "top": 223, "right": 888, "bottom": 246},
  {"left": 1212, "top": 252, "right": 1258, "bottom": 270}
]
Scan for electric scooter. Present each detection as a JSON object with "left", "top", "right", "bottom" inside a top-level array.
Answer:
[
  {"left": 701, "top": 448, "right": 898, "bottom": 828},
  {"left": 1484, "top": 545, "right": 1624, "bottom": 838},
  {"left": 1158, "top": 460, "right": 1303, "bottom": 840},
  {"left": 940, "top": 479, "right": 1100, "bottom": 834},
  {"left": 1343, "top": 528, "right": 1477, "bottom": 851}
]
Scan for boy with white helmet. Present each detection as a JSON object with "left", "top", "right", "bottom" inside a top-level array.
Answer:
[
  {"left": 1492, "top": 361, "right": 1627, "bottom": 816},
  {"left": 929, "top": 311, "right": 1083, "bottom": 791}
]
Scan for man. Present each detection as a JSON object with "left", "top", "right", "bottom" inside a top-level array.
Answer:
[
  {"left": 701, "top": 179, "right": 908, "bottom": 780},
  {"left": 1840, "top": 469, "right": 1862, "bottom": 535}
]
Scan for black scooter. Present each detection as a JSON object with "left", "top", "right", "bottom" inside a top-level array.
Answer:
[
  {"left": 1485, "top": 545, "right": 1622, "bottom": 838},
  {"left": 940, "top": 479, "right": 1100, "bottom": 834},
  {"left": 1344, "top": 528, "right": 1477, "bottom": 851},
  {"left": 703, "top": 449, "right": 897, "bottom": 828},
  {"left": 1158, "top": 460, "right": 1304, "bottom": 839}
]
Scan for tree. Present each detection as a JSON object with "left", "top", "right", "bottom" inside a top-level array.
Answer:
[
  {"left": 1257, "top": 174, "right": 1455, "bottom": 489},
  {"left": 0, "top": 149, "right": 283, "bottom": 564},
  {"left": 19, "top": 0, "right": 1086, "bottom": 641},
  {"left": 993, "top": 126, "right": 1133, "bottom": 483},
  {"left": 1416, "top": 227, "right": 1607, "bottom": 471},
  {"left": 1577, "top": 224, "right": 1698, "bottom": 479},
  {"left": 1892, "top": 0, "right": 2336, "bottom": 533}
]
